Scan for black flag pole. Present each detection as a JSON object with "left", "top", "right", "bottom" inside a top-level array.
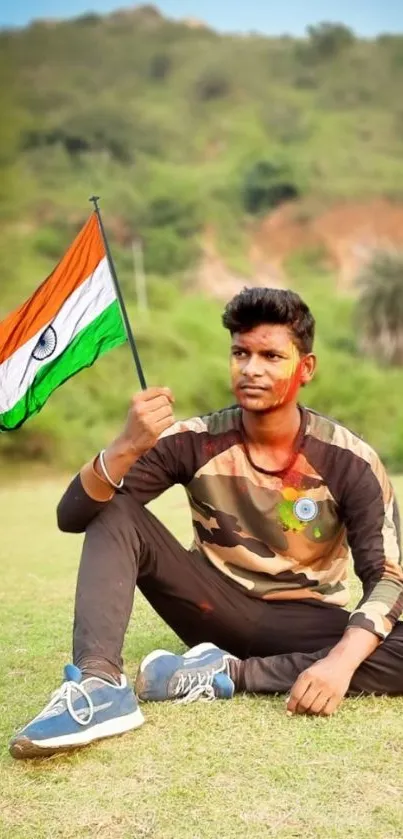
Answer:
[{"left": 90, "top": 195, "right": 147, "bottom": 390}]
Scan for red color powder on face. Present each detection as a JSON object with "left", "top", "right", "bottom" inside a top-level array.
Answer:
[{"left": 272, "top": 361, "right": 303, "bottom": 406}]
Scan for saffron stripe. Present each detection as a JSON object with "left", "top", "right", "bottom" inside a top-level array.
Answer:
[
  {"left": 0, "top": 257, "right": 116, "bottom": 412},
  {"left": 0, "top": 214, "right": 104, "bottom": 362}
]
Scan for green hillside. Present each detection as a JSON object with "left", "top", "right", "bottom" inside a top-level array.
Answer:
[{"left": 1, "top": 7, "right": 403, "bottom": 470}]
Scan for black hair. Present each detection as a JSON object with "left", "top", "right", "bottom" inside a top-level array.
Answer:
[{"left": 222, "top": 287, "right": 315, "bottom": 354}]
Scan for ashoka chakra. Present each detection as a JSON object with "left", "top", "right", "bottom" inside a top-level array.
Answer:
[{"left": 32, "top": 326, "right": 57, "bottom": 361}]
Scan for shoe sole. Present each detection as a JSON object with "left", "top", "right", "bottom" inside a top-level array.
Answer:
[{"left": 9, "top": 707, "right": 145, "bottom": 760}]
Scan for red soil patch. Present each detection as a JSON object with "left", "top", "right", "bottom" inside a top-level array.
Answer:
[{"left": 254, "top": 198, "right": 403, "bottom": 290}]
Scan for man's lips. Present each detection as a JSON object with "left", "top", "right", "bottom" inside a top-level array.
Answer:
[{"left": 239, "top": 384, "right": 268, "bottom": 393}]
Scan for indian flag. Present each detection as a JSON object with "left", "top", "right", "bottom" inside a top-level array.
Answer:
[{"left": 0, "top": 213, "right": 126, "bottom": 431}]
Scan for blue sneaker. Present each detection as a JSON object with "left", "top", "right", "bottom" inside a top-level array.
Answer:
[
  {"left": 9, "top": 664, "right": 144, "bottom": 759},
  {"left": 136, "top": 642, "right": 237, "bottom": 703}
]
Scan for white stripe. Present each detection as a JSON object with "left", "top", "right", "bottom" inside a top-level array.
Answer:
[{"left": 0, "top": 257, "right": 116, "bottom": 412}]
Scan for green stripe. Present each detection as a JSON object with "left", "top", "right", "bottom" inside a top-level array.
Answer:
[{"left": 0, "top": 301, "right": 126, "bottom": 431}]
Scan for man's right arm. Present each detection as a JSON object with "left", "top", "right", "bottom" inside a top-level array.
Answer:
[{"left": 57, "top": 386, "right": 176, "bottom": 533}]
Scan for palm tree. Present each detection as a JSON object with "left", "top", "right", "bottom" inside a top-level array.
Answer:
[{"left": 355, "top": 250, "right": 403, "bottom": 365}]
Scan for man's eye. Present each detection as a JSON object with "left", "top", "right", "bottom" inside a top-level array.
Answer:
[{"left": 233, "top": 350, "right": 246, "bottom": 357}]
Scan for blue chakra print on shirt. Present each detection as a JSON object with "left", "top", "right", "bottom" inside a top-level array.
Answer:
[{"left": 293, "top": 497, "right": 318, "bottom": 522}]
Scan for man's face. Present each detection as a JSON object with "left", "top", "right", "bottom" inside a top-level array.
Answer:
[{"left": 230, "top": 323, "right": 315, "bottom": 413}]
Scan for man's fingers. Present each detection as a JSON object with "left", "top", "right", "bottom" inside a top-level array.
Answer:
[
  {"left": 320, "top": 695, "right": 341, "bottom": 717},
  {"left": 306, "top": 691, "right": 331, "bottom": 716},
  {"left": 138, "top": 396, "right": 173, "bottom": 414},
  {"left": 286, "top": 674, "right": 311, "bottom": 714},
  {"left": 287, "top": 683, "right": 342, "bottom": 717},
  {"left": 294, "top": 685, "right": 323, "bottom": 715},
  {"left": 152, "top": 406, "right": 175, "bottom": 424},
  {"left": 287, "top": 663, "right": 348, "bottom": 718},
  {"left": 140, "top": 387, "right": 174, "bottom": 403},
  {"left": 156, "top": 415, "right": 175, "bottom": 435}
]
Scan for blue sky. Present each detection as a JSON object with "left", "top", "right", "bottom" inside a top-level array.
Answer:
[{"left": 2, "top": 0, "right": 403, "bottom": 35}]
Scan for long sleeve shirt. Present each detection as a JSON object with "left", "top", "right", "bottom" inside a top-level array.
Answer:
[{"left": 57, "top": 404, "right": 403, "bottom": 640}]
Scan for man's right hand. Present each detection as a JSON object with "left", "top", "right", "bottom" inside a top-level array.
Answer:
[
  {"left": 85, "top": 387, "right": 175, "bottom": 499},
  {"left": 119, "top": 386, "right": 175, "bottom": 458}
]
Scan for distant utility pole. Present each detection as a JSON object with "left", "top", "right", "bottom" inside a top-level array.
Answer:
[{"left": 132, "top": 237, "right": 148, "bottom": 315}]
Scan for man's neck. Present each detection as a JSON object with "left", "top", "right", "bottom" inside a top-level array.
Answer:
[{"left": 242, "top": 402, "right": 302, "bottom": 449}]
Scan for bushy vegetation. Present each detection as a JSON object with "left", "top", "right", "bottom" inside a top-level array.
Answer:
[
  {"left": 355, "top": 250, "right": 403, "bottom": 366},
  {"left": 1, "top": 9, "right": 403, "bottom": 471}
]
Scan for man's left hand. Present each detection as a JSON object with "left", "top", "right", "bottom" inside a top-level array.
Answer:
[{"left": 286, "top": 658, "right": 354, "bottom": 717}]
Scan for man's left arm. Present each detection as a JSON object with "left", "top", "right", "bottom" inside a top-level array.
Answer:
[{"left": 287, "top": 456, "right": 403, "bottom": 716}]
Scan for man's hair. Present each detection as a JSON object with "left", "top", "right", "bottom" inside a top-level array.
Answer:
[{"left": 222, "top": 287, "right": 315, "bottom": 354}]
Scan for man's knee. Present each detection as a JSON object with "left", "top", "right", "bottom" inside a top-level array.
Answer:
[{"left": 85, "top": 492, "right": 139, "bottom": 535}]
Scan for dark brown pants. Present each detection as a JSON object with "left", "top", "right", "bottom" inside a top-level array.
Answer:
[{"left": 73, "top": 493, "right": 403, "bottom": 696}]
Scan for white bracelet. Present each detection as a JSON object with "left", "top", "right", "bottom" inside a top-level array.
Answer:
[{"left": 98, "top": 449, "right": 124, "bottom": 490}]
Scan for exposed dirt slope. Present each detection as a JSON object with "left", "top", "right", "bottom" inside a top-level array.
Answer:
[
  {"left": 254, "top": 198, "right": 403, "bottom": 290},
  {"left": 197, "top": 198, "right": 403, "bottom": 298}
]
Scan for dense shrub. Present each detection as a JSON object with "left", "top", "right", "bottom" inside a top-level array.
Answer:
[
  {"left": 242, "top": 160, "right": 300, "bottom": 215},
  {"left": 193, "top": 67, "right": 231, "bottom": 101},
  {"left": 24, "top": 109, "right": 135, "bottom": 163},
  {"left": 355, "top": 250, "right": 403, "bottom": 365}
]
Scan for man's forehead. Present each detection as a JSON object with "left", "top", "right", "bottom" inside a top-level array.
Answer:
[{"left": 231, "top": 324, "right": 294, "bottom": 348}]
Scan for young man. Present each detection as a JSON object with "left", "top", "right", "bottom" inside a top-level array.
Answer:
[{"left": 10, "top": 288, "right": 403, "bottom": 759}]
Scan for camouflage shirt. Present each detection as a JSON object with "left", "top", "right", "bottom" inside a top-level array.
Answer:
[{"left": 123, "top": 404, "right": 403, "bottom": 640}]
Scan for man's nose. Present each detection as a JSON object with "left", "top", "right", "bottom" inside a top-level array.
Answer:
[{"left": 243, "top": 354, "right": 264, "bottom": 376}]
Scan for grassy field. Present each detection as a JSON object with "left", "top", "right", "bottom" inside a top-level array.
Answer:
[{"left": 1, "top": 478, "right": 403, "bottom": 839}]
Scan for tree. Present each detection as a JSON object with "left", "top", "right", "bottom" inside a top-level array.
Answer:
[
  {"left": 355, "top": 250, "right": 403, "bottom": 365},
  {"left": 24, "top": 107, "right": 135, "bottom": 163},
  {"left": 242, "top": 160, "right": 300, "bottom": 215},
  {"left": 306, "top": 22, "right": 355, "bottom": 59},
  {"left": 193, "top": 66, "right": 231, "bottom": 101}
]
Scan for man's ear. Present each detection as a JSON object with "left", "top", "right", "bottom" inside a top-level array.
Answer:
[{"left": 300, "top": 353, "right": 316, "bottom": 385}]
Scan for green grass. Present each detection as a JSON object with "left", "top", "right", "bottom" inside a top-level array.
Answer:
[{"left": 1, "top": 477, "right": 403, "bottom": 839}]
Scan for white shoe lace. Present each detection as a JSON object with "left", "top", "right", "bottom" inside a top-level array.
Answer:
[
  {"left": 174, "top": 669, "right": 223, "bottom": 704},
  {"left": 34, "top": 681, "right": 94, "bottom": 727}
]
